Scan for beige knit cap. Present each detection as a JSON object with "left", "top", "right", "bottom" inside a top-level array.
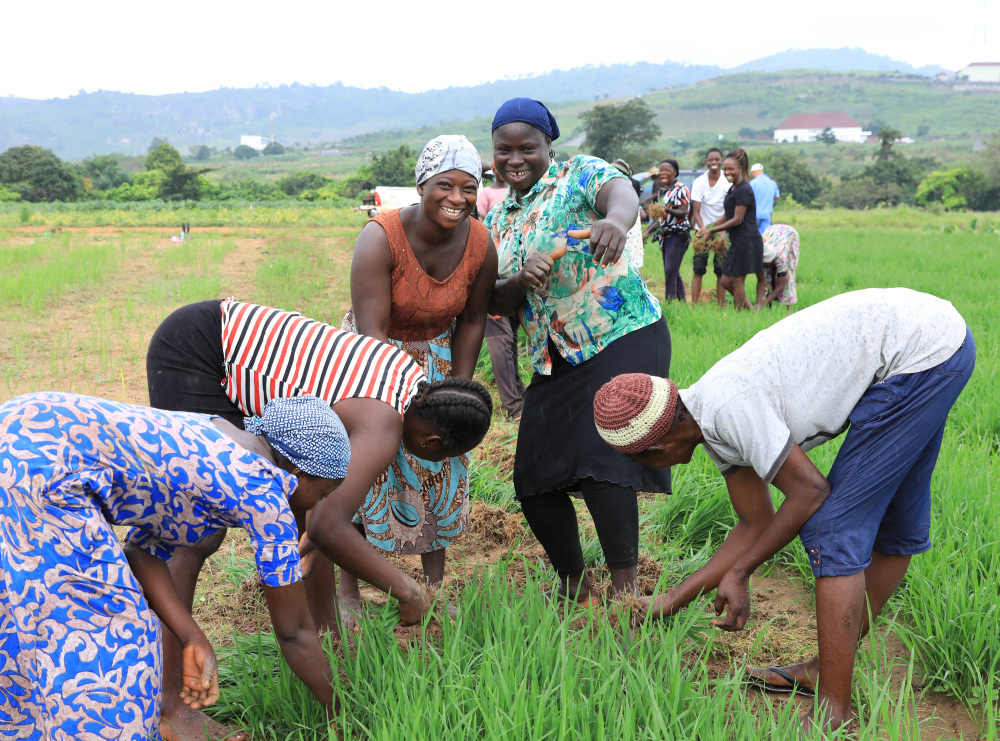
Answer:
[{"left": 593, "top": 373, "right": 678, "bottom": 454}]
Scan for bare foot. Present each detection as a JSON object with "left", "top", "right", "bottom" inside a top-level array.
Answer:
[
  {"left": 337, "top": 590, "right": 364, "bottom": 633},
  {"left": 161, "top": 704, "right": 249, "bottom": 741}
]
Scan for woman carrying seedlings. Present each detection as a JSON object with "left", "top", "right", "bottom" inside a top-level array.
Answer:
[
  {"left": 340, "top": 134, "right": 498, "bottom": 628},
  {"left": 146, "top": 298, "right": 493, "bottom": 741},
  {"left": 0, "top": 391, "right": 346, "bottom": 741},
  {"left": 758, "top": 224, "right": 800, "bottom": 309},
  {"left": 656, "top": 158, "right": 692, "bottom": 302},
  {"left": 697, "top": 149, "right": 764, "bottom": 311},
  {"left": 486, "top": 97, "right": 671, "bottom": 606}
]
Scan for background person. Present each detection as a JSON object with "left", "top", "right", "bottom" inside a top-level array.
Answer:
[
  {"left": 610, "top": 157, "right": 645, "bottom": 271},
  {"left": 749, "top": 163, "right": 780, "bottom": 233},
  {"left": 0, "top": 392, "right": 346, "bottom": 741},
  {"left": 697, "top": 149, "right": 764, "bottom": 311},
  {"left": 759, "top": 224, "right": 799, "bottom": 309},
  {"left": 690, "top": 148, "right": 730, "bottom": 305},
  {"left": 146, "top": 298, "right": 493, "bottom": 736},
  {"left": 479, "top": 165, "right": 526, "bottom": 419},
  {"left": 343, "top": 134, "right": 498, "bottom": 627},
  {"left": 593, "top": 288, "right": 975, "bottom": 734},
  {"left": 486, "top": 97, "right": 671, "bottom": 606},
  {"left": 477, "top": 164, "right": 507, "bottom": 220},
  {"left": 656, "top": 158, "right": 692, "bottom": 302}
]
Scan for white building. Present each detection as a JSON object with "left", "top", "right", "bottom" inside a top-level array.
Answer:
[
  {"left": 953, "top": 62, "right": 1000, "bottom": 83},
  {"left": 773, "top": 113, "right": 870, "bottom": 143},
  {"left": 240, "top": 135, "right": 271, "bottom": 151}
]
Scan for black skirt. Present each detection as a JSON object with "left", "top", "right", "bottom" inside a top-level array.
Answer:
[
  {"left": 513, "top": 317, "right": 673, "bottom": 498},
  {"left": 722, "top": 234, "right": 764, "bottom": 277},
  {"left": 146, "top": 299, "right": 245, "bottom": 425}
]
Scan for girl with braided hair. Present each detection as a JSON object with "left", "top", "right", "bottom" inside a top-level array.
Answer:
[
  {"left": 341, "top": 133, "right": 498, "bottom": 629},
  {"left": 145, "top": 298, "right": 491, "bottom": 741},
  {"left": 696, "top": 148, "right": 765, "bottom": 311}
]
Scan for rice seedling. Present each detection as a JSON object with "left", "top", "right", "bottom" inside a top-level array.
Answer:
[{"left": 0, "top": 208, "right": 996, "bottom": 739}]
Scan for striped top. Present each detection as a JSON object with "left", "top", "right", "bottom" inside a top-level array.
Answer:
[{"left": 220, "top": 299, "right": 425, "bottom": 418}]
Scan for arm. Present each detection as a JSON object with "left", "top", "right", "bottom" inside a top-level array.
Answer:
[
  {"left": 712, "top": 444, "right": 832, "bottom": 630},
  {"left": 350, "top": 222, "right": 394, "bottom": 343},
  {"left": 124, "top": 542, "right": 219, "bottom": 709},
  {"left": 306, "top": 408, "right": 429, "bottom": 623},
  {"left": 691, "top": 200, "right": 704, "bottom": 231},
  {"left": 645, "top": 465, "right": 776, "bottom": 619},
  {"left": 450, "top": 237, "right": 498, "bottom": 379},
  {"left": 262, "top": 582, "right": 335, "bottom": 714},
  {"left": 591, "top": 177, "right": 640, "bottom": 267},
  {"left": 699, "top": 205, "right": 747, "bottom": 237},
  {"left": 663, "top": 202, "right": 690, "bottom": 219},
  {"left": 487, "top": 252, "right": 555, "bottom": 316},
  {"left": 760, "top": 273, "right": 788, "bottom": 307}
]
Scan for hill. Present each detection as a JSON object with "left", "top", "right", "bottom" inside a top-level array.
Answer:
[{"left": 0, "top": 48, "right": 951, "bottom": 159}]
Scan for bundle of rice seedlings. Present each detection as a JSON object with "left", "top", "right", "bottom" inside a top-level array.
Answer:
[
  {"left": 691, "top": 223, "right": 728, "bottom": 254},
  {"left": 647, "top": 203, "right": 665, "bottom": 221}
]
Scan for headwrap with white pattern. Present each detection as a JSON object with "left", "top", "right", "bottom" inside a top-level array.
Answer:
[
  {"left": 414, "top": 135, "right": 482, "bottom": 186},
  {"left": 244, "top": 395, "right": 350, "bottom": 479}
]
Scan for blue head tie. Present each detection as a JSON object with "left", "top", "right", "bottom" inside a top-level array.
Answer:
[
  {"left": 244, "top": 395, "right": 350, "bottom": 479},
  {"left": 491, "top": 98, "right": 560, "bottom": 141}
]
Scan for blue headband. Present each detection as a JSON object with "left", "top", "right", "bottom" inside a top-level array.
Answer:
[
  {"left": 244, "top": 395, "right": 350, "bottom": 479},
  {"left": 491, "top": 98, "right": 560, "bottom": 141}
]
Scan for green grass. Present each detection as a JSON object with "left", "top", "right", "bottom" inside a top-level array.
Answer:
[{"left": 0, "top": 207, "right": 996, "bottom": 739}]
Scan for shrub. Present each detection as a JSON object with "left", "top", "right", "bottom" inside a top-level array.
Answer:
[
  {"left": 233, "top": 145, "right": 259, "bottom": 161},
  {"left": 277, "top": 172, "right": 331, "bottom": 196}
]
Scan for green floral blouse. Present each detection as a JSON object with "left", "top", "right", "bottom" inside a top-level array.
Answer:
[{"left": 486, "top": 155, "right": 662, "bottom": 375}]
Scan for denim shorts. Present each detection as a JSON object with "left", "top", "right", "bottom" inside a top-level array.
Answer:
[{"left": 799, "top": 327, "right": 976, "bottom": 578}]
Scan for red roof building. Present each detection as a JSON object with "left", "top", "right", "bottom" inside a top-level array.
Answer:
[{"left": 774, "top": 112, "right": 870, "bottom": 143}]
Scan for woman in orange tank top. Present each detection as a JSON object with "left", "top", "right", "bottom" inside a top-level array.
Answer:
[{"left": 340, "top": 135, "right": 498, "bottom": 628}]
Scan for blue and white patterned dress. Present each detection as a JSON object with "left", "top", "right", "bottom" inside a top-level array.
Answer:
[{"left": 0, "top": 392, "right": 300, "bottom": 741}]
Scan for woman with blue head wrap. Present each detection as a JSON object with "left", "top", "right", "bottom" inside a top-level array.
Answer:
[
  {"left": 340, "top": 132, "right": 500, "bottom": 629},
  {"left": 485, "top": 96, "right": 673, "bottom": 611},
  {"left": 0, "top": 392, "right": 347, "bottom": 740},
  {"left": 146, "top": 296, "right": 495, "bottom": 738}
]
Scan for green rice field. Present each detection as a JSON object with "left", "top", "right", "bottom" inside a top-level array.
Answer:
[{"left": 0, "top": 207, "right": 996, "bottom": 740}]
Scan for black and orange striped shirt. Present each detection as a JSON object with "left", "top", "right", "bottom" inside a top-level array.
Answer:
[{"left": 220, "top": 299, "right": 425, "bottom": 418}]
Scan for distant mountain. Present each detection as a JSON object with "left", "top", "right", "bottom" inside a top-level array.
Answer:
[
  {"left": 0, "top": 48, "right": 949, "bottom": 159},
  {"left": 732, "top": 47, "right": 946, "bottom": 77}
]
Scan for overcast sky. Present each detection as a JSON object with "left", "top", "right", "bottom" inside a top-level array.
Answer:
[{"left": 5, "top": 0, "right": 996, "bottom": 100}]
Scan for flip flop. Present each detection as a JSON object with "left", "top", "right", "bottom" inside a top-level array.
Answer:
[{"left": 745, "top": 666, "right": 816, "bottom": 698}]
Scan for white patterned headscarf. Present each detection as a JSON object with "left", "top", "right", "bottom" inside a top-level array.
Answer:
[{"left": 414, "top": 135, "right": 482, "bottom": 186}]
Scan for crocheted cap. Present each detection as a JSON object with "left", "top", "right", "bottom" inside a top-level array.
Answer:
[{"left": 593, "top": 374, "right": 678, "bottom": 455}]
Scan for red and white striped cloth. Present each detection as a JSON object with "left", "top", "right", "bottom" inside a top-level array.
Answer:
[{"left": 220, "top": 299, "right": 425, "bottom": 418}]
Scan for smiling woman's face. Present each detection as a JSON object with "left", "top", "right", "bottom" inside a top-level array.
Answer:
[
  {"left": 418, "top": 170, "right": 479, "bottom": 228},
  {"left": 492, "top": 123, "right": 551, "bottom": 197}
]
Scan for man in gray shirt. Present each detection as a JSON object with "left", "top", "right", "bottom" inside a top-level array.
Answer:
[{"left": 593, "top": 288, "right": 975, "bottom": 733}]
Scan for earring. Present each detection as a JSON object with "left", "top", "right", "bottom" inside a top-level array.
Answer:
[{"left": 420, "top": 441, "right": 427, "bottom": 448}]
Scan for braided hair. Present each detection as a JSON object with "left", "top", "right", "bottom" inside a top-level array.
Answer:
[
  {"left": 406, "top": 378, "right": 493, "bottom": 452},
  {"left": 725, "top": 148, "right": 750, "bottom": 179}
]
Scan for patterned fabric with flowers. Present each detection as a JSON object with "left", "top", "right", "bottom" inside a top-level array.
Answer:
[{"left": 486, "top": 155, "right": 662, "bottom": 375}]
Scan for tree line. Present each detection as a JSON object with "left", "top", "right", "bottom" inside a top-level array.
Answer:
[{"left": 3, "top": 100, "right": 1000, "bottom": 212}]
